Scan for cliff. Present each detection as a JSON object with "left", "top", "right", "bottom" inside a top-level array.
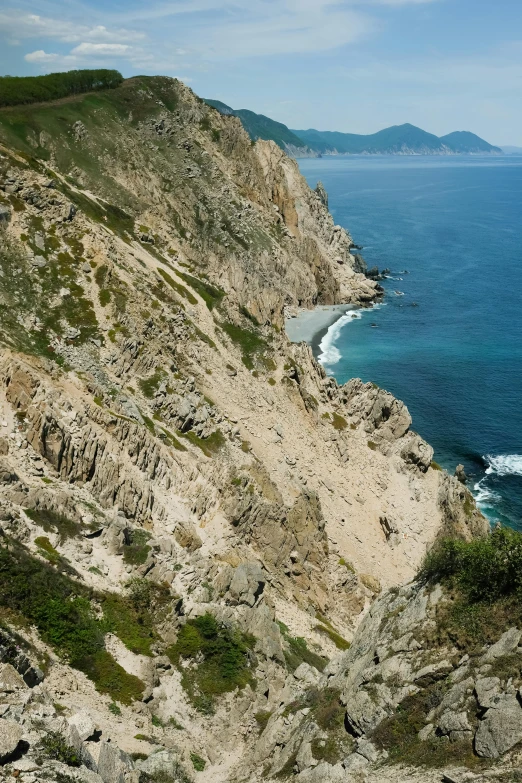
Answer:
[{"left": 0, "top": 75, "right": 494, "bottom": 783}]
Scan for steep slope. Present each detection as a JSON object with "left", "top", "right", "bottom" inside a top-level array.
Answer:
[
  {"left": 440, "top": 131, "right": 501, "bottom": 153},
  {"left": 205, "top": 98, "right": 314, "bottom": 156},
  {"left": 0, "top": 74, "right": 487, "bottom": 783}
]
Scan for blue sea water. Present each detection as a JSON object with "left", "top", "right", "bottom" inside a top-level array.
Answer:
[{"left": 298, "top": 156, "right": 522, "bottom": 529}]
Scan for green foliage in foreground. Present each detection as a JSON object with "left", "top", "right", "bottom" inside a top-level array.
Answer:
[
  {"left": 167, "top": 613, "right": 256, "bottom": 714},
  {"left": 0, "top": 69, "right": 123, "bottom": 108},
  {"left": 420, "top": 525, "right": 522, "bottom": 602},
  {"left": 0, "top": 538, "right": 153, "bottom": 703},
  {"left": 420, "top": 526, "right": 522, "bottom": 651},
  {"left": 38, "top": 731, "right": 81, "bottom": 767}
]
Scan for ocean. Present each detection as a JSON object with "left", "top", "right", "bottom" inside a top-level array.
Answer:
[{"left": 297, "top": 155, "right": 522, "bottom": 529}]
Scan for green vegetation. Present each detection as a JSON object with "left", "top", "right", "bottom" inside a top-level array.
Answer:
[
  {"left": 255, "top": 710, "right": 273, "bottom": 733},
  {"left": 0, "top": 237, "right": 99, "bottom": 360},
  {"left": 122, "top": 529, "right": 151, "bottom": 566},
  {"left": 314, "top": 624, "right": 351, "bottom": 651},
  {"left": 179, "top": 428, "right": 226, "bottom": 458},
  {"left": 221, "top": 321, "right": 271, "bottom": 370},
  {"left": 284, "top": 688, "right": 348, "bottom": 765},
  {"left": 204, "top": 99, "right": 308, "bottom": 152},
  {"left": 277, "top": 622, "right": 328, "bottom": 672},
  {"left": 331, "top": 412, "right": 348, "bottom": 431},
  {"left": 37, "top": 731, "right": 81, "bottom": 767},
  {"left": 0, "top": 69, "right": 123, "bottom": 107},
  {"left": 190, "top": 752, "right": 206, "bottom": 771},
  {"left": 0, "top": 537, "right": 145, "bottom": 703},
  {"left": 157, "top": 268, "right": 197, "bottom": 304},
  {"left": 371, "top": 683, "right": 479, "bottom": 768},
  {"left": 367, "top": 441, "right": 377, "bottom": 451},
  {"left": 25, "top": 507, "right": 82, "bottom": 542},
  {"left": 420, "top": 526, "right": 522, "bottom": 602},
  {"left": 430, "top": 461, "right": 443, "bottom": 471},
  {"left": 419, "top": 527, "right": 522, "bottom": 651},
  {"left": 167, "top": 613, "right": 256, "bottom": 714},
  {"left": 109, "top": 702, "right": 122, "bottom": 716},
  {"left": 138, "top": 369, "right": 166, "bottom": 399},
  {"left": 35, "top": 535, "right": 60, "bottom": 564},
  {"left": 175, "top": 270, "right": 225, "bottom": 310}
]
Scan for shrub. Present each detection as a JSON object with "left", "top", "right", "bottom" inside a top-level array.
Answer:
[
  {"left": 331, "top": 412, "right": 348, "bottom": 431},
  {"left": 122, "top": 529, "right": 151, "bottom": 566},
  {"left": 38, "top": 731, "right": 81, "bottom": 767},
  {"left": 419, "top": 526, "right": 522, "bottom": 603},
  {"left": 138, "top": 369, "right": 165, "bottom": 398},
  {"left": 190, "top": 752, "right": 206, "bottom": 771},
  {"left": 25, "top": 507, "right": 82, "bottom": 541},
  {"left": 166, "top": 613, "right": 255, "bottom": 713},
  {"left": 157, "top": 268, "right": 197, "bottom": 304}
]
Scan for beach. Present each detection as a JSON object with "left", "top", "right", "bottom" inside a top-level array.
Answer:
[{"left": 285, "top": 304, "right": 357, "bottom": 356}]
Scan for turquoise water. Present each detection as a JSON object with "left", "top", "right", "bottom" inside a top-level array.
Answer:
[{"left": 298, "top": 156, "right": 522, "bottom": 529}]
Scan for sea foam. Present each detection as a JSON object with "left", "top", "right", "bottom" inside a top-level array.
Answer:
[
  {"left": 484, "top": 454, "right": 522, "bottom": 477},
  {"left": 318, "top": 312, "right": 361, "bottom": 366},
  {"left": 318, "top": 303, "right": 384, "bottom": 367}
]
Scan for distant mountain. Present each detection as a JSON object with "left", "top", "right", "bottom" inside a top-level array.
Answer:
[
  {"left": 205, "top": 99, "right": 501, "bottom": 157},
  {"left": 293, "top": 123, "right": 501, "bottom": 156},
  {"left": 204, "top": 99, "right": 313, "bottom": 155},
  {"left": 500, "top": 145, "right": 522, "bottom": 155},
  {"left": 440, "top": 131, "right": 501, "bottom": 153}
]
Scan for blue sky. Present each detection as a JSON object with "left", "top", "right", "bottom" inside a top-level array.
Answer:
[{"left": 1, "top": 0, "right": 522, "bottom": 144}]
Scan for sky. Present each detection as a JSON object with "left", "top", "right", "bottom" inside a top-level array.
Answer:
[{"left": 1, "top": 0, "right": 522, "bottom": 145}]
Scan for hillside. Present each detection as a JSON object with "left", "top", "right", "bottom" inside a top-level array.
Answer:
[
  {"left": 205, "top": 98, "right": 314, "bottom": 156},
  {"left": 293, "top": 123, "right": 500, "bottom": 155},
  {"left": 440, "top": 130, "right": 502, "bottom": 153},
  {"left": 1, "top": 72, "right": 516, "bottom": 783}
]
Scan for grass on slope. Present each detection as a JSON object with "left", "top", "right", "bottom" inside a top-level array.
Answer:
[
  {"left": 0, "top": 537, "right": 171, "bottom": 702},
  {"left": 167, "top": 613, "right": 256, "bottom": 714},
  {"left": 419, "top": 526, "right": 522, "bottom": 651}
]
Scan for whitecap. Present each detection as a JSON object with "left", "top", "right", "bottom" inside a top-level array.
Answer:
[
  {"left": 484, "top": 454, "right": 522, "bottom": 477},
  {"left": 318, "top": 311, "right": 361, "bottom": 366}
]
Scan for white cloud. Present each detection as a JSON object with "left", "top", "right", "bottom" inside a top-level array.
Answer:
[
  {"left": 70, "top": 43, "right": 131, "bottom": 56},
  {"left": 0, "top": 11, "right": 145, "bottom": 44},
  {"left": 24, "top": 49, "right": 59, "bottom": 62}
]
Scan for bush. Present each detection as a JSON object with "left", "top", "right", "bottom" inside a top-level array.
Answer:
[
  {"left": 122, "top": 529, "right": 151, "bottom": 566},
  {"left": 175, "top": 270, "right": 225, "bottom": 310},
  {"left": 38, "top": 731, "right": 81, "bottom": 766},
  {"left": 0, "top": 69, "right": 123, "bottom": 107},
  {"left": 190, "top": 752, "right": 206, "bottom": 771},
  {"left": 419, "top": 526, "right": 522, "bottom": 603},
  {"left": 167, "top": 613, "right": 255, "bottom": 712}
]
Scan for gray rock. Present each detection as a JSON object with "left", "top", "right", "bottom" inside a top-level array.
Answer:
[
  {"left": 137, "top": 749, "right": 187, "bottom": 778},
  {"left": 475, "top": 697, "right": 522, "bottom": 758},
  {"left": 0, "top": 663, "right": 27, "bottom": 693},
  {"left": 475, "top": 677, "right": 501, "bottom": 709},
  {"left": 67, "top": 710, "right": 97, "bottom": 750},
  {"left": 438, "top": 710, "right": 471, "bottom": 736},
  {"left": 482, "top": 628, "right": 522, "bottom": 662},
  {"left": 294, "top": 663, "right": 320, "bottom": 688},
  {"left": 96, "top": 741, "right": 134, "bottom": 783},
  {"left": 0, "top": 206, "right": 11, "bottom": 226},
  {"left": 355, "top": 738, "right": 380, "bottom": 762},
  {"left": 298, "top": 761, "right": 347, "bottom": 782},
  {"left": 82, "top": 262, "right": 92, "bottom": 273},
  {"left": 0, "top": 717, "right": 23, "bottom": 762},
  {"left": 30, "top": 255, "right": 47, "bottom": 268},
  {"left": 228, "top": 561, "right": 265, "bottom": 606},
  {"left": 34, "top": 233, "right": 45, "bottom": 251},
  {"left": 418, "top": 723, "right": 434, "bottom": 741}
]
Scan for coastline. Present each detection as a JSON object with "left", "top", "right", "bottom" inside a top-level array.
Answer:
[{"left": 285, "top": 304, "right": 356, "bottom": 357}]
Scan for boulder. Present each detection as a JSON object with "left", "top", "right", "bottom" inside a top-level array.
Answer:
[
  {"left": 174, "top": 520, "right": 202, "bottom": 551},
  {"left": 475, "top": 697, "right": 522, "bottom": 758},
  {"left": 0, "top": 663, "right": 27, "bottom": 694},
  {"left": 0, "top": 718, "right": 23, "bottom": 762},
  {"left": 67, "top": 710, "right": 98, "bottom": 750},
  {"left": 474, "top": 677, "right": 501, "bottom": 709},
  {"left": 0, "top": 206, "right": 11, "bottom": 226},
  {"left": 294, "top": 663, "right": 321, "bottom": 688},
  {"left": 482, "top": 628, "right": 522, "bottom": 662},
  {"left": 96, "top": 741, "right": 135, "bottom": 783},
  {"left": 228, "top": 561, "right": 265, "bottom": 606},
  {"left": 298, "top": 761, "right": 347, "bottom": 782}
]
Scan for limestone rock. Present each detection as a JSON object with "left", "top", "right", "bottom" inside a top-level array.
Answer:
[
  {"left": 0, "top": 717, "right": 23, "bottom": 762},
  {"left": 228, "top": 561, "right": 265, "bottom": 606},
  {"left": 96, "top": 741, "right": 135, "bottom": 783},
  {"left": 475, "top": 697, "right": 522, "bottom": 758},
  {"left": 0, "top": 663, "right": 27, "bottom": 694},
  {"left": 482, "top": 628, "right": 522, "bottom": 662},
  {"left": 297, "top": 761, "right": 347, "bottom": 782}
]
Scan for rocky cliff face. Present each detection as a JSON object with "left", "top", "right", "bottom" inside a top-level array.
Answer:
[{"left": 0, "top": 76, "right": 491, "bottom": 783}]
